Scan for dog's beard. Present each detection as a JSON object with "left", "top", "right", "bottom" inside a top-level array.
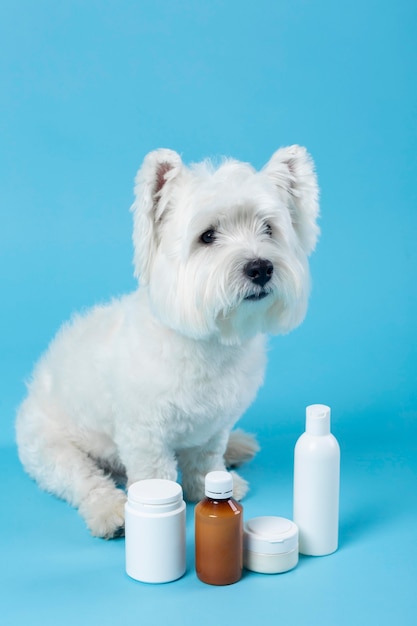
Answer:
[
  {"left": 147, "top": 249, "right": 310, "bottom": 346},
  {"left": 216, "top": 260, "right": 310, "bottom": 345}
]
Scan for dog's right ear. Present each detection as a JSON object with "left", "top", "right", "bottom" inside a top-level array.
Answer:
[{"left": 131, "top": 149, "right": 183, "bottom": 283}]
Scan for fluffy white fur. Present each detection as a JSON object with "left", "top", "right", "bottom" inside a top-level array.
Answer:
[{"left": 16, "top": 146, "right": 319, "bottom": 538}]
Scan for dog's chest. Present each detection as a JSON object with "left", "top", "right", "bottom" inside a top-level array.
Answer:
[{"left": 157, "top": 337, "right": 266, "bottom": 447}]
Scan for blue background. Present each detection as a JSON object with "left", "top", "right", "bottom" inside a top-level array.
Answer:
[{"left": 1, "top": 1, "right": 416, "bottom": 624}]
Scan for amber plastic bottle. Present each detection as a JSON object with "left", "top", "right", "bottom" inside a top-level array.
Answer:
[{"left": 195, "top": 471, "right": 243, "bottom": 585}]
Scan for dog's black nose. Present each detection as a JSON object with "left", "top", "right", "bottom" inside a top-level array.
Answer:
[{"left": 244, "top": 259, "right": 274, "bottom": 287}]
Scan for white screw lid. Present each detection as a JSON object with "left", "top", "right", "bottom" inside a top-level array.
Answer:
[{"left": 205, "top": 471, "right": 233, "bottom": 498}]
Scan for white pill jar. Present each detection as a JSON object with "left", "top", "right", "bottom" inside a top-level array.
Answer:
[
  {"left": 125, "top": 479, "right": 186, "bottom": 583},
  {"left": 244, "top": 516, "right": 299, "bottom": 574}
]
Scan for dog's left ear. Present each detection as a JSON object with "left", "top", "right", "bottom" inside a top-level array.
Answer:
[
  {"left": 131, "top": 149, "right": 184, "bottom": 283},
  {"left": 263, "top": 145, "right": 320, "bottom": 255}
]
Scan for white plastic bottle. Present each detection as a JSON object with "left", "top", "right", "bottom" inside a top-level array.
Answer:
[
  {"left": 293, "top": 404, "right": 340, "bottom": 556},
  {"left": 125, "top": 479, "right": 186, "bottom": 583}
]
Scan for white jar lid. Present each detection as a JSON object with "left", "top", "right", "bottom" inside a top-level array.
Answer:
[
  {"left": 128, "top": 479, "right": 183, "bottom": 506},
  {"left": 244, "top": 516, "right": 298, "bottom": 555}
]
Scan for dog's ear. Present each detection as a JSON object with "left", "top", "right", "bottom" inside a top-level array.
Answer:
[
  {"left": 263, "top": 145, "right": 320, "bottom": 255},
  {"left": 131, "top": 149, "right": 183, "bottom": 283}
]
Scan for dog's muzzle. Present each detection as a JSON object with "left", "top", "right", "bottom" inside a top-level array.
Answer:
[{"left": 244, "top": 258, "right": 273, "bottom": 301}]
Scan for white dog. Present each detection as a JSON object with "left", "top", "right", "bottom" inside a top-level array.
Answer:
[{"left": 16, "top": 146, "right": 319, "bottom": 538}]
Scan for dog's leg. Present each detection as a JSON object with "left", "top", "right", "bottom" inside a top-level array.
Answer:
[
  {"left": 117, "top": 432, "right": 179, "bottom": 487},
  {"left": 16, "top": 404, "right": 126, "bottom": 539},
  {"left": 178, "top": 430, "right": 249, "bottom": 502}
]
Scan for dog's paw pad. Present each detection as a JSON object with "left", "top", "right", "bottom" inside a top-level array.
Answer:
[{"left": 110, "top": 525, "right": 125, "bottom": 539}]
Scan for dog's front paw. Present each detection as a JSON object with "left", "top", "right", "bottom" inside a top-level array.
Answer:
[
  {"left": 230, "top": 470, "right": 249, "bottom": 501},
  {"left": 182, "top": 474, "right": 205, "bottom": 503},
  {"left": 79, "top": 487, "right": 127, "bottom": 539}
]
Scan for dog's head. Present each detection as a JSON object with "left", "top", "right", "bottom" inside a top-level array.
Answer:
[{"left": 131, "top": 147, "right": 319, "bottom": 344}]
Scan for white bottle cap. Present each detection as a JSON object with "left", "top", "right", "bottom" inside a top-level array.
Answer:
[
  {"left": 205, "top": 471, "right": 233, "bottom": 498},
  {"left": 306, "top": 404, "right": 331, "bottom": 436}
]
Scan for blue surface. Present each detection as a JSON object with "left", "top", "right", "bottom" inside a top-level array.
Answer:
[{"left": 1, "top": 1, "right": 416, "bottom": 624}]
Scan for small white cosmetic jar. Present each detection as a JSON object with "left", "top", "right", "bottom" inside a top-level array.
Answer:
[{"left": 244, "top": 516, "right": 299, "bottom": 574}]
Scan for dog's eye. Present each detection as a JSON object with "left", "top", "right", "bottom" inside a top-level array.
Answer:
[
  {"left": 263, "top": 222, "right": 273, "bottom": 237},
  {"left": 200, "top": 229, "right": 216, "bottom": 245}
]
